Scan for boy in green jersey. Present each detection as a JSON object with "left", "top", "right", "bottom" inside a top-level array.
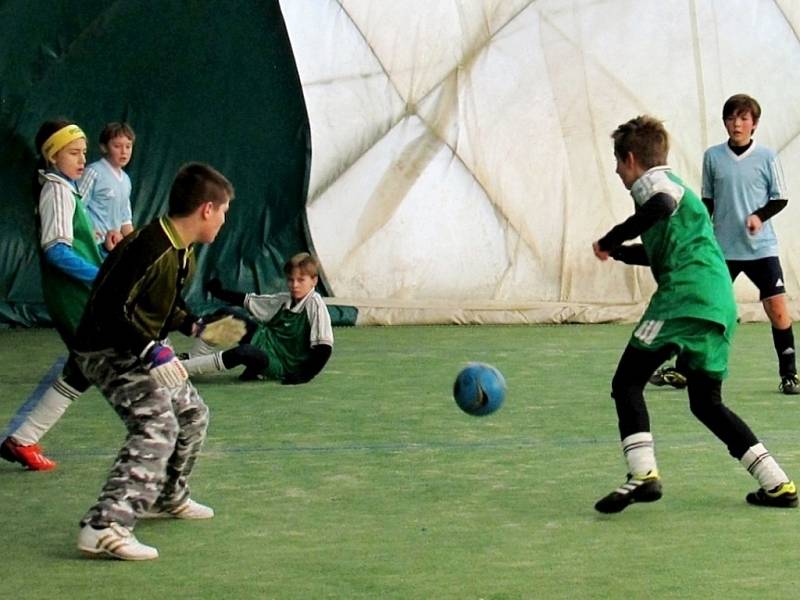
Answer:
[
  {"left": 592, "top": 115, "right": 796, "bottom": 513},
  {"left": 1, "top": 120, "right": 102, "bottom": 471},
  {"left": 182, "top": 253, "right": 333, "bottom": 384}
]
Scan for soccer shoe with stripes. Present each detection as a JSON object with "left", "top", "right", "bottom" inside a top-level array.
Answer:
[
  {"left": 595, "top": 472, "right": 662, "bottom": 513},
  {"left": 779, "top": 375, "right": 800, "bottom": 395},
  {"left": 0, "top": 437, "right": 56, "bottom": 471},
  {"left": 746, "top": 481, "right": 799, "bottom": 508},
  {"left": 648, "top": 367, "right": 687, "bottom": 389},
  {"left": 141, "top": 498, "right": 215, "bottom": 520},
  {"left": 78, "top": 523, "right": 158, "bottom": 560}
]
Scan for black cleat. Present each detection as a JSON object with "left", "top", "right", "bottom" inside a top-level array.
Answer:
[
  {"left": 595, "top": 472, "right": 662, "bottom": 513},
  {"left": 779, "top": 375, "right": 800, "bottom": 395},
  {"left": 746, "top": 481, "right": 798, "bottom": 508},
  {"left": 649, "top": 367, "right": 687, "bottom": 389}
]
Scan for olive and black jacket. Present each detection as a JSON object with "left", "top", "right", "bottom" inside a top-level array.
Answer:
[{"left": 75, "top": 216, "right": 198, "bottom": 357}]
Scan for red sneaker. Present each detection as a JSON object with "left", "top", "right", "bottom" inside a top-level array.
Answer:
[{"left": 0, "top": 438, "right": 57, "bottom": 471}]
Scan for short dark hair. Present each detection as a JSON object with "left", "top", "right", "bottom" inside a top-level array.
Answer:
[
  {"left": 611, "top": 115, "right": 669, "bottom": 169},
  {"left": 722, "top": 94, "right": 761, "bottom": 123},
  {"left": 284, "top": 252, "right": 320, "bottom": 278},
  {"left": 99, "top": 122, "right": 136, "bottom": 146},
  {"left": 168, "top": 162, "right": 234, "bottom": 217}
]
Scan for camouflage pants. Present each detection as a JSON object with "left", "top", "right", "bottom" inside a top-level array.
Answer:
[{"left": 75, "top": 348, "right": 209, "bottom": 529}]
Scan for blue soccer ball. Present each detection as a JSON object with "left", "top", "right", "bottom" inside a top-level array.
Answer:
[{"left": 453, "top": 362, "right": 507, "bottom": 416}]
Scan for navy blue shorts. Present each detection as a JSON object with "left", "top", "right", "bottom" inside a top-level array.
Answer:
[{"left": 727, "top": 256, "right": 785, "bottom": 300}]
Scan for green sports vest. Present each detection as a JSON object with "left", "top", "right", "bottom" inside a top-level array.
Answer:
[
  {"left": 249, "top": 306, "right": 313, "bottom": 379},
  {"left": 41, "top": 191, "right": 103, "bottom": 343},
  {"left": 639, "top": 170, "right": 736, "bottom": 336}
]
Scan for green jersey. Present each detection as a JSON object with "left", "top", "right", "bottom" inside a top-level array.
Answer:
[
  {"left": 245, "top": 290, "right": 334, "bottom": 380},
  {"left": 38, "top": 172, "right": 103, "bottom": 342},
  {"left": 633, "top": 167, "right": 736, "bottom": 336}
]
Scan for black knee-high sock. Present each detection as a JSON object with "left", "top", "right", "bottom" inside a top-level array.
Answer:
[
  {"left": 772, "top": 326, "right": 796, "bottom": 377},
  {"left": 221, "top": 344, "right": 269, "bottom": 373}
]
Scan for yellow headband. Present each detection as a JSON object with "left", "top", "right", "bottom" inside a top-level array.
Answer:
[{"left": 41, "top": 124, "right": 86, "bottom": 163}]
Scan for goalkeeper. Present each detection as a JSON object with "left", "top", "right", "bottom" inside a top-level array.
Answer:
[
  {"left": 73, "top": 163, "right": 234, "bottom": 560},
  {"left": 182, "top": 252, "right": 334, "bottom": 385}
]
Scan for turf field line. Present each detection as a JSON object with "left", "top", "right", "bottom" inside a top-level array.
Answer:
[
  {"left": 20, "top": 429, "right": 799, "bottom": 461},
  {"left": 1, "top": 356, "right": 66, "bottom": 440}
]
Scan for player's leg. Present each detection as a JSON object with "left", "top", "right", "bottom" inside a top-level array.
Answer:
[
  {"left": 763, "top": 295, "right": 798, "bottom": 393},
  {"left": 595, "top": 339, "right": 674, "bottom": 513},
  {"left": 686, "top": 373, "right": 797, "bottom": 507},
  {"left": 681, "top": 318, "right": 797, "bottom": 507},
  {"left": 181, "top": 343, "right": 269, "bottom": 379},
  {"left": 146, "top": 380, "right": 213, "bottom": 519},
  {"left": 745, "top": 257, "right": 798, "bottom": 394},
  {"left": 1, "top": 354, "right": 88, "bottom": 471},
  {"left": 75, "top": 349, "right": 178, "bottom": 560}
]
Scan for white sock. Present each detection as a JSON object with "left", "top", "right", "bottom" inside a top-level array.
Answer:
[
  {"left": 188, "top": 337, "right": 217, "bottom": 358},
  {"left": 11, "top": 377, "right": 81, "bottom": 445},
  {"left": 182, "top": 352, "right": 225, "bottom": 375},
  {"left": 740, "top": 443, "right": 789, "bottom": 491},
  {"left": 622, "top": 432, "right": 658, "bottom": 478}
]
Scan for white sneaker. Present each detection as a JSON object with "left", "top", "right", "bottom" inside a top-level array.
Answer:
[
  {"left": 78, "top": 523, "right": 159, "bottom": 560},
  {"left": 141, "top": 498, "right": 215, "bottom": 520}
]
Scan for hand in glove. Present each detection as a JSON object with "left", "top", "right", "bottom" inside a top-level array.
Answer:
[{"left": 144, "top": 343, "right": 188, "bottom": 388}]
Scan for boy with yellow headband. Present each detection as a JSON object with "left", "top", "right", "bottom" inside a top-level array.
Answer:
[{"left": 0, "top": 120, "right": 103, "bottom": 471}]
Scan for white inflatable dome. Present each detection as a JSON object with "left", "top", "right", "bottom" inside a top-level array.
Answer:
[{"left": 281, "top": 0, "right": 800, "bottom": 323}]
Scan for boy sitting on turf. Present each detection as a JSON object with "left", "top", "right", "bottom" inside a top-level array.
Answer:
[
  {"left": 592, "top": 115, "right": 796, "bottom": 513},
  {"left": 181, "top": 252, "right": 333, "bottom": 384}
]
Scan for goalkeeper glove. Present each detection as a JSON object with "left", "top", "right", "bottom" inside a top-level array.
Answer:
[
  {"left": 196, "top": 315, "right": 247, "bottom": 346},
  {"left": 143, "top": 343, "right": 188, "bottom": 388}
]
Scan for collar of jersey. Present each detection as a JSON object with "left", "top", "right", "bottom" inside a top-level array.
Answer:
[
  {"left": 39, "top": 169, "right": 78, "bottom": 193},
  {"left": 630, "top": 166, "right": 676, "bottom": 205},
  {"left": 159, "top": 216, "right": 189, "bottom": 249},
  {"left": 287, "top": 289, "right": 315, "bottom": 312}
]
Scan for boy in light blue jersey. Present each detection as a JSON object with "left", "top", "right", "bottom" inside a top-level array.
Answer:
[
  {"left": 652, "top": 95, "right": 798, "bottom": 394},
  {"left": 79, "top": 122, "right": 136, "bottom": 254},
  {"left": 704, "top": 94, "right": 797, "bottom": 394},
  {"left": 592, "top": 115, "right": 796, "bottom": 513}
]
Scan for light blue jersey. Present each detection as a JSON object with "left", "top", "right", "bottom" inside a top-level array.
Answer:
[
  {"left": 702, "top": 142, "right": 787, "bottom": 260},
  {"left": 78, "top": 158, "right": 133, "bottom": 243}
]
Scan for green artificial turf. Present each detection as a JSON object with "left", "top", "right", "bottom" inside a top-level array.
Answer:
[{"left": 1, "top": 323, "right": 797, "bottom": 599}]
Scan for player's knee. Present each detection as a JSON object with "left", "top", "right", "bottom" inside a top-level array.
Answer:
[
  {"left": 234, "top": 344, "right": 269, "bottom": 372},
  {"left": 195, "top": 401, "right": 210, "bottom": 432},
  {"left": 140, "top": 411, "right": 180, "bottom": 447},
  {"left": 181, "top": 398, "right": 210, "bottom": 438},
  {"left": 611, "top": 372, "right": 643, "bottom": 404},
  {"left": 764, "top": 296, "right": 791, "bottom": 326},
  {"left": 687, "top": 375, "right": 723, "bottom": 420}
]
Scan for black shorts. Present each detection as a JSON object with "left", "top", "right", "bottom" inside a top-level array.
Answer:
[{"left": 727, "top": 256, "right": 786, "bottom": 300}]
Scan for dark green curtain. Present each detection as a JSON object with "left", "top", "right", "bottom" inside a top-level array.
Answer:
[{"left": 0, "top": 0, "right": 325, "bottom": 327}]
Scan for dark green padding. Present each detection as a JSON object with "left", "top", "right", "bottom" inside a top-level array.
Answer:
[{"left": 0, "top": 0, "right": 333, "bottom": 327}]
